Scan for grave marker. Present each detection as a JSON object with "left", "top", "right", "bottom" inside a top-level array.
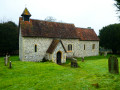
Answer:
[
  {"left": 108, "top": 56, "right": 119, "bottom": 74},
  {"left": 71, "top": 58, "right": 78, "bottom": 68},
  {"left": 81, "top": 57, "right": 84, "bottom": 62},
  {"left": 4, "top": 55, "right": 9, "bottom": 66},
  {"left": 9, "top": 61, "right": 12, "bottom": 69}
]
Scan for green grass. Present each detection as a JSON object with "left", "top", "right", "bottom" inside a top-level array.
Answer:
[{"left": 0, "top": 55, "right": 120, "bottom": 90}]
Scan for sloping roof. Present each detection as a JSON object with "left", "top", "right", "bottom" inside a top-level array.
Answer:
[
  {"left": 19, "top": 17, "right": 78, "bottom": 39},
  {"left": 76, "top": 28, "right": 99, "bottom": 41},
  {"left": 21, "top": 8, "right": 31, "bottom": 16},
  {"left": 46, "top": 40, "right": 66, "bottom": 54},
  {"left": 19, "top": 17, "right": 99, "bottom": 41}
]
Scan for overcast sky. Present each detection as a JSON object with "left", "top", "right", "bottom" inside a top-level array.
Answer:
[{"left": 0, "top": 0, "right": 119, "bottom": 35}]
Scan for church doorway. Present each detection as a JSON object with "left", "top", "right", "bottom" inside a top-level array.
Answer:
[{"left": 57, "top": 51, "right": 62, "bottom": 64}]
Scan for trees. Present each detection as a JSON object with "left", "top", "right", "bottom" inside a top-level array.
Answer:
[
  {"left": 0, "top": 21, "right": 18, "bottom": 55},
  {"left": 115, "top": 0, "right": 120, "bottom": 10},
  {"left": 99, "top": 24, "right": 120, "bottom": 54},
  {"left": 44, "top": 16, "right": 65, "bottom": 23},
  {"left": 115, "top": 0, "right": 120, "bottom": 18},
  {"left": 44, "top": 16, "right": 56, "bottom": 22}
]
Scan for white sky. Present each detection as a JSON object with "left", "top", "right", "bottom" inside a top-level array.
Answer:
[{"left": 0, "top": 0, "right": 119, "bottom": 35}]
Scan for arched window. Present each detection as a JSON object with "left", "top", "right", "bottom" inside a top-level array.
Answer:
[
  {"left": 92, "top": 44, "right": 95, "bottom": 49},
  {"left": 35, "top": 45, "right": 37, "bottom": 52},
  {"left": 68, "top": 44, "right": 72, "bottom": 51},
  {"left": 84, "top": 44, "right": 85, "bottom": 50}
]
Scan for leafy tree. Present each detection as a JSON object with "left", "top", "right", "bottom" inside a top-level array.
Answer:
[
  {"left": 0, "top": 21, "right": 18, "bottom": 55},
  {"left": 115, "top": 0, "right": 120, "bottom": 18},
  {"left": 44, "top": 16, "right": 56, "bottom": 22},
  {"left": 115, "top": 0, "right": 120, "bottom": 10},
  {"left": 99, "top": 24, "right": 120, "bottom": 54}
]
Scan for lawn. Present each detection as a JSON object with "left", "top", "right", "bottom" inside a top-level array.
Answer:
[{"left": 0, "top": 54, "right": 120, "bottom": 90}]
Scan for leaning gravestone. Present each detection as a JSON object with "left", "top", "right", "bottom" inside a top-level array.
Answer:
[
  {"left": 81, "top": 57, "right": 84, "bottom": 62},
  {"left": 71, "top": 58, "right": 78, "bottom": 68},
  {"left": 108, "top": 56, "right": 119, "bottom": 74}
]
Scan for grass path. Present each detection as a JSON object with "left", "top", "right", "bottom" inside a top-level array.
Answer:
[{"left": 0, "top": 55, "right": 120, "bottom": 90}]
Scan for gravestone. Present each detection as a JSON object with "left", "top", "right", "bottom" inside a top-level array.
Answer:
[
  {"left": 92, "top": 83, "right": 99, "bottom": 88},
  {"left": 81, "top": 57, "right": 84, "bottom": 62},
  {"left": 9, "top": 61, "right": 12, "bottom": 69},
  {"left": 71, "top": 58, "right": 78, "bottom": 68},
  {"left": 4, "top": 55, "right": 9, "bottom": 66},
  {"left": 108, "top": 56, "right": 119, "bottom": 74},
  {"left": 104, "top": 52, "right": 107, "bottom": 56}
]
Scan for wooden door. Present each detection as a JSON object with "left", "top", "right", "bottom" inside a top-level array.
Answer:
[{"left": 57, "top": 51, "right": 61, "bottom": 64}]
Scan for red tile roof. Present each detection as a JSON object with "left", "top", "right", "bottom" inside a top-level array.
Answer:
[
  {"left": 76, "top": 28, "right": 99, "bottom": 41},
  {"left": 46, "top": 40, "right": 66, "bottom": 54},
  {"left": 19, "top": 17, "right": 77, "bottom": 39},
  {"left": 19, "top": 17, "right": 99, "bottom": 41}
]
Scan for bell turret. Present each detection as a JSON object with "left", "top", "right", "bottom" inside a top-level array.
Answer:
[{"left": 21, "top": 8, "right": 31, "bottom": 21}]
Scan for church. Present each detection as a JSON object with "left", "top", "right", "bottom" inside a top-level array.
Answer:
[{"left": 19, "top": 8, "right": 99, "bottom": 64}]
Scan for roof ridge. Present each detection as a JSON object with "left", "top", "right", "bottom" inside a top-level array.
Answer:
[
  {"left": 76, "top": 27, "right": 93, "bottom": 30},
  {"left": 28, "top": 18, "right": 75, "bottom": 25}
]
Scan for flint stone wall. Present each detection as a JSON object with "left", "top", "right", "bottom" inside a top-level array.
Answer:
[
  {"left": 19, "top": 28, "right": 23, "bottom": 60},
  {"left": 20, "top": 36, "right": 52, "bottom": 61},
  {"left": 52, "top": 42, "right": 66, "bottom": 63},
  {"left": 19, "top": 35, "right": 99, "bottom": 61},
  {"left": 62, "top": 39, "right": 99, "bottom": 57}
]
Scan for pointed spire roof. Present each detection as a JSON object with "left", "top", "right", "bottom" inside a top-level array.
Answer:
[{"left": 21, "top": 8, "right": 31, "bottom": 16}]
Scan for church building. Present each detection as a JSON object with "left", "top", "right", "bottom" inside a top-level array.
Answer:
[{"left": 19, "top": 8, "right": 99, "bottom": 64}]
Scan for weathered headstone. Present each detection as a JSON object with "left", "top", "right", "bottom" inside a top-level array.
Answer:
[
  {"left": 4, "top": 55, "right": 9, "bottom": 66},
  {"left": 81, "top": 57, "right": 84, "bottom": 62},
  {"left": 108, "top": 56, "right": 119, "bottom": 74},
  {"left": 9, "top": 61, "right": 12, "bottom": 69},
  {"left": 92, "top": 83, "right": 99, "bottom": 88},
  {"left": 71, "top": 58, "right": 78, "bottom": 68},
  {"left": 104, "top": 52, "right": 107, "bottom": 56}
]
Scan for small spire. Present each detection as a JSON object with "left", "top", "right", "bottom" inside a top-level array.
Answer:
[
  {"left": 21, "top": 8, "right": 31, "bottom": 16},
  {"left": 21, "top": 8, "right": 31, "bottom": 21}
]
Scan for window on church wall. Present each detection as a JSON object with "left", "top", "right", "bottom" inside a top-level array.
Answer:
[
  {"left": 92, "top": 44, "right": 95, "bottom": 50},
  {"left": 84, "top": 44, "right": 85, "bottom": 50},
  {"left": 35, "top": 45, "right": 37, "bottom": 52},
  {"left": 68, "top": 44, "right": 72, "bottom": 52}
]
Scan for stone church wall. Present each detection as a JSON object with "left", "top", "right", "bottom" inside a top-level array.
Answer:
[
  {"left": 19, "top": 27, "right": 23, "bottom": 60},
  {"left": 19, "top": 36, "right": 99, "bottom": 61},
  {"left": 61, "top": 39, "right": 99, "bottom": 58},
  {"left": 52, "top": 42, "right": 66, "bottom": 63},
  {"left": 78, "top": 41, "right": 99, "bottom": 57},
  {"left": 21, "top": 37, "right": 52, "bottom": 61}
]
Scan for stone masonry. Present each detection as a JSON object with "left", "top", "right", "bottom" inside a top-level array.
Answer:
[{"left": 19, "top": 27, "right": 99, "bottom": 62}]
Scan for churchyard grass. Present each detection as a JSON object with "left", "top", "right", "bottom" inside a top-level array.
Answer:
[{"left": 0, "top": 54, "right": 120, "bottom": 90}]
